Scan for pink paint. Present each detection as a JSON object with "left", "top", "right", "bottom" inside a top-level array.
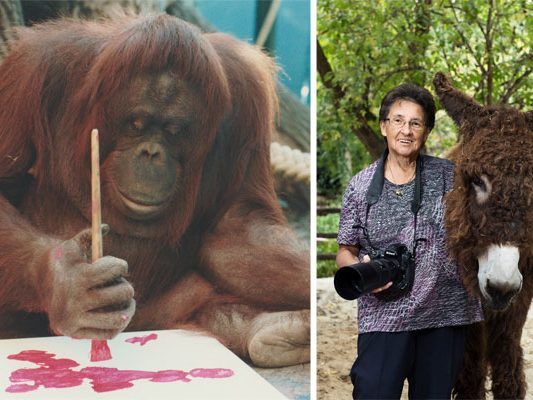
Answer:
[
  {"left": 125, "top": 333, "right": 158, "bottom": 346},
  {"left": 53, "top": 246, "right": 63, "bottom": 260},
  {"left": 6, "top": 350, "right": 234, "bottom": 393},
  {"left": 189, "top": 368, "right": 235, "bottom": 378},
  {"left": 90, "top": 340, "right": 112, "bottom": 362}
]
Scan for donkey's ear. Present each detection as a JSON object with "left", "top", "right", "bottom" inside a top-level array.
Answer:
[
  {"left": 524, "top": 110, "right": 533, "bottom": 128},
  {"left": 433, "top": 72, "right": 482, "bottom": 130}
]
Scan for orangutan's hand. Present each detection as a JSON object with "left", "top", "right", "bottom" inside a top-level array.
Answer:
[{"left": 42, "top": 228, "right": 135, "bottom": 339}]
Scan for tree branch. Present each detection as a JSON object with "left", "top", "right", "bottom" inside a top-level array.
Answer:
[
  {"left": 317, "top": 39, "right": 384, "bottom": 159},
  {"left": 485, "top": 0, "right": 494, "bottom": 104},
  {"left": 447, "top": 1, "right": 486, "bottom": 74},
  {"left": 316, "top": 39, "right": 345, "bottom": 108},
  {"left": 498, "top": 68, "right": 532, "bottom": 104}
]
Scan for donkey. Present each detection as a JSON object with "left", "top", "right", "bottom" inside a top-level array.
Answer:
[{"left": 433, "top": 72, "right": 532, "bottom": 399}]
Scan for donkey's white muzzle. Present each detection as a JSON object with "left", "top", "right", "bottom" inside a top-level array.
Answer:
[{"left": 477, "top": 244, "right": 522, "bottom": 310}]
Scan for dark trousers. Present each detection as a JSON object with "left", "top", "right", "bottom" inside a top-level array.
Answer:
[{"left": 350, "top": 325, "right": 467, "bottom": 400}]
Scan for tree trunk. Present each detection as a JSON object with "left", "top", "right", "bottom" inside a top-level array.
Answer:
[{"left": 317, "top": 39, "right": 384, "bottom": 160}]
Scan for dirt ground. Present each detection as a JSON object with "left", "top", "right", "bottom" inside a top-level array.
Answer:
[{"left": 317, "top": 277, "right": 533, "bottom": 399}]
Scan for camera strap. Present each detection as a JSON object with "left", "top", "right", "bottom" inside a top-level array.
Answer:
[
  {"left": 366, "top": 148, "right": 422, "bottom": 212},
  {"left": 360, "top": 148, "right": 424, "bottom": 255}
]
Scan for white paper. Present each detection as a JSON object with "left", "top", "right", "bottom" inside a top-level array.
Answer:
[{"left": 0, "top": 329, "right": 288, "bottom": 400}]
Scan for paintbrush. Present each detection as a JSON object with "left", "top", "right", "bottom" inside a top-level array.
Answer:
[{"left": 90, "top": 128, "right": 112, "bottom": 362}]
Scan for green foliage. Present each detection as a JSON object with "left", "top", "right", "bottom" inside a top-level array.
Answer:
[
  {"left": 317, "top": 211, "right": 341, "bottom": 278},
  {"left": 425, "top": 110, "right": 458, "bottom": 157},
  {"left": 318, "top": 0, "right": 532, "bottom": 195},
  {"left": 428, "top": 0, "right": 532, "bottom": 107},
  {"left": 317, "top": 83, "right": 372, "bottom": 194},
  {"left": 317, "top": 259, "right": 338, "bottom": 278}
]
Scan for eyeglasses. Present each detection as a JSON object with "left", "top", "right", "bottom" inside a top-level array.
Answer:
[{"left": 384, "top": 116, "right": 426, "bottom": 133}]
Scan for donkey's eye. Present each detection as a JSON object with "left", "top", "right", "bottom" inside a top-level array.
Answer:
[
  {"left": 471, "top": 174, "right": 492, "bottom": 205},
  {"left": 471, "top": 176, "right": 485, "bottom": 189}
]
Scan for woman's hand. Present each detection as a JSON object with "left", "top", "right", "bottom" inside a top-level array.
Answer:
[
  {"left": 357, "top": 255, "right": 393, "bottom": 293},
  {"left": 372, "top": 282, "right": 393, "bottom": 293}
]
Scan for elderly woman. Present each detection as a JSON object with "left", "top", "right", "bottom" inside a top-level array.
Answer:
[{"left": 336, "top": 83, "right": 483, "bottom": 399}]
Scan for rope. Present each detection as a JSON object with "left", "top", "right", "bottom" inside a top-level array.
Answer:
[
  {"left": 270, "top": 142, "right": 310, "bottom": 183},
  {"left": 256, "top": 0, "right": 281, "bottom": 48}
]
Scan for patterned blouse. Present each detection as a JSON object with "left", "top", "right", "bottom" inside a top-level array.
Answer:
[{"left": 337, "top": 154, "right": 483, "bottom": 333}]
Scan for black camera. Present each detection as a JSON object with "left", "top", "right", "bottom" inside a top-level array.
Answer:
[{"left": 334, "top": 243, "right": 415, "bottom": 301}]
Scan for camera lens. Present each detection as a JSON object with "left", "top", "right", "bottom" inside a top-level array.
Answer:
[{"left": 334, "top": 259, "right": 398, "bottom": 300}]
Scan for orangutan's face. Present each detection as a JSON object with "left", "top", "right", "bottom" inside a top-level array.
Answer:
[{"left": 380, "top": 100, "right": 429, "bottom": 161}]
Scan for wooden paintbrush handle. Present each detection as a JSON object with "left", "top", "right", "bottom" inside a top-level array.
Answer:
[
  {"left": 90, "top": 128, "right": 111, "bottom": 362},
  {"left": 91, "top": 129, "right": 103, "bottom": 262}
]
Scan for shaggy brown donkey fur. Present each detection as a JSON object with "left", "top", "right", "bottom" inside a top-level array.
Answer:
[{"left": 433, "top": 72, "right": 533, "bottom": 399}]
